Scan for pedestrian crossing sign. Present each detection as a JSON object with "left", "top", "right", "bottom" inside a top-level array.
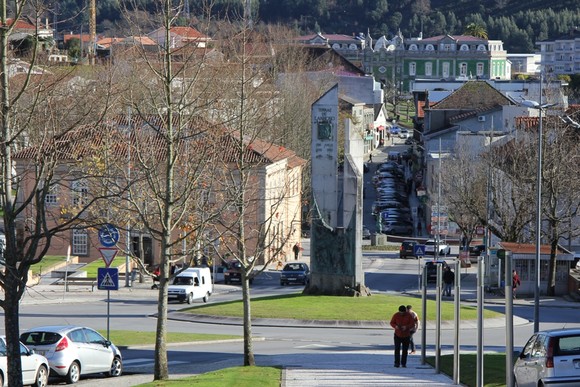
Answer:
[
  {"left": 97, "top": 268, "right": 119, "bottom": 290},
  {"left": 414, "top": 244, "right": 426, "bottom": 257}
]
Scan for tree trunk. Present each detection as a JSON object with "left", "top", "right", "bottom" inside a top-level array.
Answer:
[
  {"left": 154, "top": 256, "right": 169, "bottom": 379},
  {"left": 242, "top": 274, "right": 255, "bottom": 366},
  {"left": 547, "top": 239, "right": 558, "bottom": 297},
  {"left": 5, "top": 273, "right": 24, "bottom": 387}
]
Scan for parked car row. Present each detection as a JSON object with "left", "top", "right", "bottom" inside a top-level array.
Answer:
[{"left": 372, "top": 161, "right": 413, "bottom": 236}]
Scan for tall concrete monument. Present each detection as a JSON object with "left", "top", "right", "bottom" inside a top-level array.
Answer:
[{"left": 306, "top": 84, "right": 368, "bottom": 296}]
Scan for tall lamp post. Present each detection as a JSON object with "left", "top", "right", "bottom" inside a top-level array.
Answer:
[{"left": 519, "top": 95, "right": 556, "bottom": 333}]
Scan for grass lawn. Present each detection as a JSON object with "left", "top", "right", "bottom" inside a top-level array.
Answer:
[
  {"left": 426, "top": 353, "right": 508, "bottom": 387},
  {"left": 30, "top": 255, "right": 67, "bottom": 276},
  {"left": 183, "top": 293, "right": 502, "bottom": 322},
  {"left": 96, "top": 330, "right": 240, "bottom": 347},
  {"left": 82, "top": 258, "right": 127, "bottom": 277},
  {"left": 138, "top": 366, "right": 281, "bottom": 386}
]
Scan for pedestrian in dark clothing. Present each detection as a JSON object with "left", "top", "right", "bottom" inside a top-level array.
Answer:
[
  {"left": 443, "top": 266, "right": 455, "bottom": 297},
  {"left": 389, "top": 305, "right": 415, "bottom": 368},
  {"left": 368, "top": 153, "right": 373, "bottom": 163},
  {"left": 417, "top": 222, "right": 422, "bottom": 236},
  {"left": 293, "top": 243, "right": 300, "bottom": 260}
]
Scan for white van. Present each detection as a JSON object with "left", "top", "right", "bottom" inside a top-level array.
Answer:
[{"left": 167, "top": 267, "right": 213, "bottom": 304}]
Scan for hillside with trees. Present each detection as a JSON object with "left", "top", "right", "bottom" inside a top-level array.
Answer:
[{"left": 45, "top": 0, "right": 580, "bottom": 54}]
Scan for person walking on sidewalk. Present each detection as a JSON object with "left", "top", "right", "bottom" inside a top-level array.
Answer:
[
  {"left": 293, "top": 243, "right": 300, "bottom": 260},
  {"left": 368, "top": 153, "right": 373, "bottom": 163},
  {"left": 512, "top": 270, "right": 521, "bottom": 299},
  {"left": 443, "top": 266, "right": 455, "bottom": 297},
  {"left": 389, "top": 305, "right": 415, "bottom": 368},
  {"left": 407, "top": 305, "right": 419, "bottom": 354}
]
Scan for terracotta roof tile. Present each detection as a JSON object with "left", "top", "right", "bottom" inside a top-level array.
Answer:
[{"left": 499, "top": 242, "right": 566, "bottom": 255}]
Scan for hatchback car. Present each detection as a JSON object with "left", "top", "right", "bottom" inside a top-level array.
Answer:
[
  {"left": 469, "top": 244, "right": 486, "bottom": 257},
  {"left": 400, "top": 240, "right": 418, "bottom": 259},
  {"left": 223, "top": 259, "right": 253, "bottom": 285},
  {"left": 0, "top": 336, "right": 49, "bottom": 387},
  {"left": 20, "top": 326, "right": 122, "bottom": 384},
  {"left": 280, "top": 262, "right": 310, "bottom": 286},
  {"left": 514, "top": 328, "right": 580, "bottom": 387},
  {"left": 424, "top": 239, "right": 451, "bottom": 256}
]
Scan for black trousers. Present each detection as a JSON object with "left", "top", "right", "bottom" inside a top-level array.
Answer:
[{"left": 394, "top": 334, "right": 410, "bottom": 366}]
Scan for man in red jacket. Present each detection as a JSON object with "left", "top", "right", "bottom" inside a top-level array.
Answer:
[{"left": 390, "top": 305, "right": 416, "bottom": 367}]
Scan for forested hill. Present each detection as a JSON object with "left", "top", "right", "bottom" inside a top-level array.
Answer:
[{"left": 56, "top": 0, "right": 580, "bottom": 53}]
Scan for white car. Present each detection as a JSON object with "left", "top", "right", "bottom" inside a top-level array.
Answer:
[
  {"left": 398, "top": 129, "right": 410, "bottom": 139},
  {"left": 20, "top": 326, "right": 122, "bottom": 384},
  {"left": 424, "top": 239, "right": 451, "bottom": 256},
  {"left": 514, "top": 328, "right": 580, "bottom": 387},
  {"left": 0, "top": 336, "right": 49, "bottom": 387}
]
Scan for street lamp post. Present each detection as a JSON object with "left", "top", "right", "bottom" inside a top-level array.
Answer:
[
  {"left": 534, "top": 104, "right": 542, "bottom": 333},
  {"left": 519, "top": 88, "right": 556, "bottom": 333}
]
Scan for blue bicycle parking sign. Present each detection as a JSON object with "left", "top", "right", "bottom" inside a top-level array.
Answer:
[{"left": 98, "top": 224, "right": 120, "bottom": 247}]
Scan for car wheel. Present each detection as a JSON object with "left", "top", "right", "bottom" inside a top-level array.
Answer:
[
  {"left": 203, "top": 292, "right": 209, "bottom": 303},
  {"left": 34, "top": 364, "right": 49, "bottom": 387},
  {"left": 0, "top": 372, "right": 3, "bottom": 387},
  {"left": 186, "top": 292, "right": 194, "bottom": 304},
  {"left": 224, "top": 278, "right": 229, "bottom": 285},
  {"left": 65, "top": 361, "right": 80, "bottom": 384},
  {"left": 280, "top": 281, "right": 285, "bottom": 286},
  {"left": 108, "top": 356, "right": 123, "bottom": 377}
]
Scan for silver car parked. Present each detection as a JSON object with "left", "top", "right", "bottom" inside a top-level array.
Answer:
[
  {"left": 514, "top": 328, "right": 580, "bottom": 387},
  {"left": 20, "top": 326, "right": 122, "bottom": 384},
  {"left": 0, "top": 336, "right": 49, "bottom": 387}
]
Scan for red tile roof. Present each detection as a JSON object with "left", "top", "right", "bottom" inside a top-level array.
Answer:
[
  {"left": 3, "top": 18, "right": 35, "bottom": 30},
  {"left": 14, "top": 116, "right": 306, "bottom": 170},
  {"left": 170, "top": 27, "right": 209, "bottom": 40},
  {"left": 499, "top": 242, "right": 566, "bottom": 255}
]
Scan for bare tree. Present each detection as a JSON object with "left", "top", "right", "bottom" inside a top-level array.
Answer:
[
  {"left": 115, "top": 0, "right": 234, "bottom": 380},
  {"left": 0, "top": 4, "right": 121, "bottom": 385},
  {"left": 440, "top": 142, "right": 487, "bottom": 250},
  {"left": 209, "top": 20, "right": 306, "bottom": 367},
  {"left": 539, "top": 116, "right": 580, "bottom": 295}
]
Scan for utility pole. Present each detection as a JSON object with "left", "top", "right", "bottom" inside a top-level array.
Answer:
[{"left": 89, "top": 0, "right": 96, "bottom": 65}]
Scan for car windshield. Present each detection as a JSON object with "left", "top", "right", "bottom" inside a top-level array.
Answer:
[{"left": 283, "top": 264, "right": 305, "bottom": 271}]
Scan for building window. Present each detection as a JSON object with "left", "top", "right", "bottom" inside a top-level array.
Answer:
[
  {"left": 409, "top": 44, "right": 418, "bottom": 51},
  {"left": 409, "top": 62, "right": 416, "bottom": 76},
  {"left": 460, "top": 62, "right": 467, "bottom": 76},
  {"left": 425, "top": 62, "right": 432, "bottom": 76},
  {"left": 477, "top": 44, "right": 486, "bottom": 51},
  {"left": 332, "top": 43, "right": 340, "bottom": 50},
  {"left": 442, "top": 62, "right": 450, "bottom": 78},
  {"left": 71, "top": 179, "right": 88, "bottom": 206},
  {"left": 45, "top": 184, "right": 58, "bottom": 206},
  {"left": 426, "top": 44, "right": 434, "bottom": 51},
  {"left": 460, "top": 44, "right": 469, "bottom": 51},
  {"left": 477, "top": 63, "right": 484, "bottom": 76},
  {"left": 72, "top": 228, "right": 88, "bottom": 256}
]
